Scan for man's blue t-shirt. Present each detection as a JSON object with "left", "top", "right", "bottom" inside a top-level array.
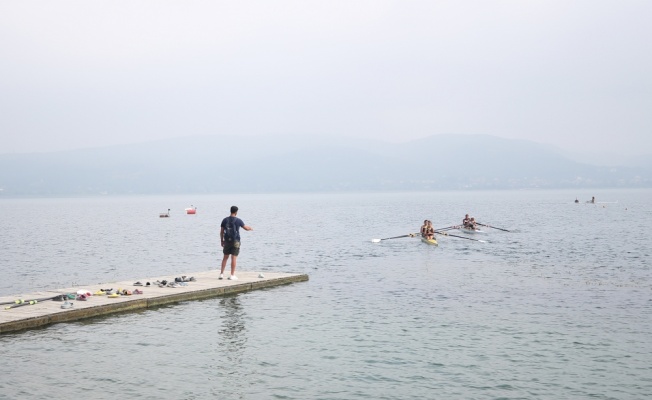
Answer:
[{"left": 221, "top": 216, "right": 245, "bottom": 242}]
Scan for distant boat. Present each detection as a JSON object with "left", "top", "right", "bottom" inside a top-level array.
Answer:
[
  {"left": 160, "top": 209, "right": 170, "bottom": 218},
  {"left": 185, "top": 205, "right": 197, "bottom": 215},
  {"left": 457, "top": 225, "right": 484, "bottom": 234}
]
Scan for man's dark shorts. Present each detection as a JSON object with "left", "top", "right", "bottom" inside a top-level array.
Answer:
[{"left": 223, "top": 241, "right": 241, "bottom": 256}]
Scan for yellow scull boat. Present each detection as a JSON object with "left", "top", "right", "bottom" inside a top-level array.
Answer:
[{"left": 421, "top": 237, "right": 438, "bottom": 246}]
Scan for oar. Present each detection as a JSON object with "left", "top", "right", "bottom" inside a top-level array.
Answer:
[
  {"left": 4, "top": 295, "right": 62, "bottom": 310},
  {"left": 371, "top": 232, "right": 420, "bottom": 243},
  {"left": 476, "top": 222, "right": 510, "bottom": 232},
  {"left": 0, "top": 298, "right": 26, "bottom": 306},
  {"left": 436, "top": 225, "right": 459, "bottom": 232},
  {"left": 434, "top": 231, "right": 486, "bottom": 243}
]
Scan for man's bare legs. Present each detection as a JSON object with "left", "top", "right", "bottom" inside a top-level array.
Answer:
[{"left": 220, "top": 254, "right": 238, "bottom": 278}]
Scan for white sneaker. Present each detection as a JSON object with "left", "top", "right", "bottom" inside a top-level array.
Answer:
[
  {"left": 228, "top": 275, "right": 238, "bottom": 280},
  {"left": 219, "top": 274, "right": 224, "bottom": 280}
]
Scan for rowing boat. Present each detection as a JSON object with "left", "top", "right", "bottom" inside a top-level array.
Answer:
[
  {"left": 421, "top": 237, "right": 438, "bottom": 246},
  {"left": 458, "top": 226, "right": 484, "bottom": 234}
]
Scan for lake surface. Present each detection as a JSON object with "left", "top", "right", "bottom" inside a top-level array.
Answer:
[{"left": 1, "top": 189, "right": 651, "bottom": 399}]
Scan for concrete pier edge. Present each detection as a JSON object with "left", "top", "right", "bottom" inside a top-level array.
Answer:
[{"left": 1, "top": 273, "right": 308, "bottom": 334}]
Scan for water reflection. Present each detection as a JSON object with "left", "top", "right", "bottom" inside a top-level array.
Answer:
[{"left": 218, "top": 295, "right": 248, "bottom": 365}]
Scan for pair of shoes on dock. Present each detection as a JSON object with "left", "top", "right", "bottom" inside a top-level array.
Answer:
[
  {"left": 154, "top": 280, "right": 176, "bottom": 288},
  {"left": 61, "top": 301, "right": 73, "bottom": 309},
  {"left": 133, "top": 281, "right": 153, "bottom": 287},
  {"left": 53, "top": 294, "right": 75, "bottom": 301},
  {"left": 174, "top": 276, "right": 196, "bottom": 282},
  {"left": 154, "top": 280, "right": 187, "bottom": 288},
  {"left": 219, "top": 274, "right": 238, "bottom": 280}
]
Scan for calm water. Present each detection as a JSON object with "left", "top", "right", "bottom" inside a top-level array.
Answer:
[{"left": 0, "top": 189, "right": 651, "bottom": 399}]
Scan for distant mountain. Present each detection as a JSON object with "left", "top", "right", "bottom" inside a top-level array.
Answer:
[{"left": 0, "top": 134, "right": 649, "bottom": 195}]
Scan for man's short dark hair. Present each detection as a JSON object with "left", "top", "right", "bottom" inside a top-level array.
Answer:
[{"left": 230, "top": 206, "right": 238, "bottom": 214}]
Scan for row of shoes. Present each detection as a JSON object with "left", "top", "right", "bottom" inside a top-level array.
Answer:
[
  {"left": 90, "top": 288, "right": 145, "bottom": 297},
  {"left": 133, "top": 276, "right": 196, "bottom": 288},
  {"left": 112, "top": 288, "right": 144, "bottom": 296},
  {"left": 57, "top": 288, "right": 146, "bottom": 309},
  {"left": 155, "top": 280, "right": 187, "bottom": 288},
  {"left": 106, "top": 288, "right": 144, "bottom": 297}
]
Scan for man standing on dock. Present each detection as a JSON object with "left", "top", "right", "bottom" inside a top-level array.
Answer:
[{"left": 220, "top": 205, "right": 253, "bottom": 280}]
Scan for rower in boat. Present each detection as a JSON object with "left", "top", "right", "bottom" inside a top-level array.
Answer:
[
  {"left": 462, "top": 214, "right": 471, "bottom": 228},
  {"left": 424, "top": 220, "right": 435, "bottom": 240},
  {"left": 458, "top": 216, "right": 482, "bottom": 233},
  {"left": 420, "top": 220, "right": 438, "bottom": 245},
  {"left": 420, "top": 220, "right": 428, "bottom": 238},
  {"left": 462, "top": 214, "right": 477, "bottom": 229}
]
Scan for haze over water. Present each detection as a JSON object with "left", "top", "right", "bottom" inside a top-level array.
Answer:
[{"left": 0, "top": 189, "right": 650, "bottom": 399}]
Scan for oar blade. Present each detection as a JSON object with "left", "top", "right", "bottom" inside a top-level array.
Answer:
[
  {"left": 477, "top": 222, "right": 510, "bottom": 232},
  {"left": 373, "top": 232, "right": 420, "bottom": 242}
]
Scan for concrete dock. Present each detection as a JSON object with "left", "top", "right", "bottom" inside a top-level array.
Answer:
[{"left": 0, "top": 270, "right": 308, "bottom": 334}]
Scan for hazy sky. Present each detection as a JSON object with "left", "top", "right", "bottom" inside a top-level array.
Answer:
[{"left": 1, "top": 1, "right": 650, "bottom": 155}]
